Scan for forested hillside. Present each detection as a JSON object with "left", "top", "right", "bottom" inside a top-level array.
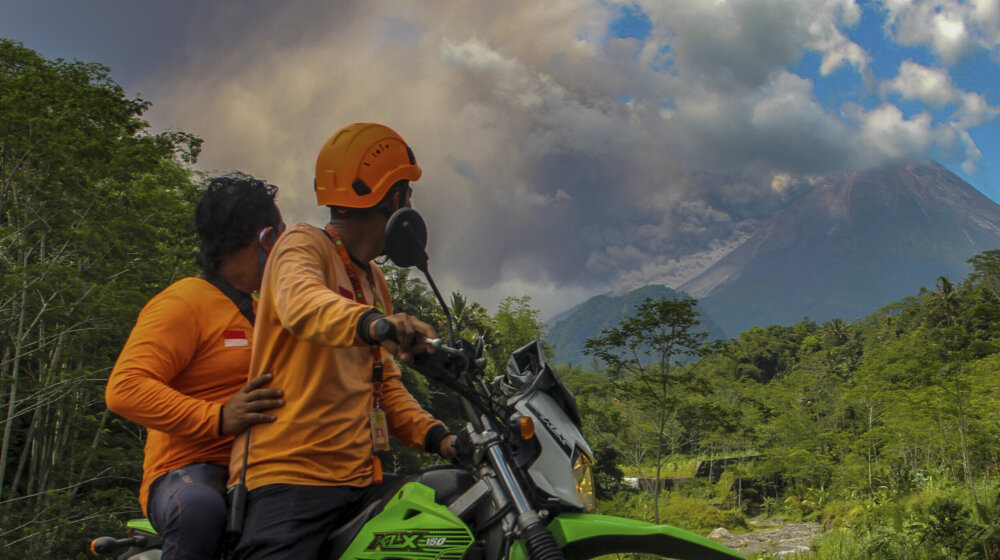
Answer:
[{"left": 563, "top": 255, "right": 1000, "bottom": 558}]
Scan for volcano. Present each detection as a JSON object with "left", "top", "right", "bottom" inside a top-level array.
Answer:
[{"left": 679, "top": 161, "right": 1000, "bottom": 336}]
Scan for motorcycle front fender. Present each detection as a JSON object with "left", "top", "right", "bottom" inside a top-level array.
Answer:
[{"left": 509, "top": 513, "right": 745, "bottom": 560}]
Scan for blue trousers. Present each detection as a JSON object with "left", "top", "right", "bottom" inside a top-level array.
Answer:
[{"left": 147, "top": 462, "right": 228, "bottom": 560}]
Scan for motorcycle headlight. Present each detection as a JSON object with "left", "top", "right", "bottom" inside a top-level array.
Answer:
[{"left": 572, "top": 450, "right": 596, "bottom": 512}]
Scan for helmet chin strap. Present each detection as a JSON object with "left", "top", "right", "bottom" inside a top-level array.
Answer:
[
  {"left": 257, "top": 228, "right": 277, "bottom": 287},
  {"left": 375, "top": 202, "right": 394, "bottom": 219},
  {"left": 257, "top": 245, "right": 267, "bottom": 287},
  {"left": 375, "top": 182, "right": 411, "bottom": 219}
]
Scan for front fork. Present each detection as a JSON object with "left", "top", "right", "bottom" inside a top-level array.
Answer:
[{"left": 469, "top": 418, "right": 564, "bottom": 560}]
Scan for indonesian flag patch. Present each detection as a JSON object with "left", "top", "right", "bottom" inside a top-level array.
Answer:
[{"left": 223, "top": 330, "right": 249, "bottom": 347}]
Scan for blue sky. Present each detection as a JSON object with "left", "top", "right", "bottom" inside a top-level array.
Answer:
[{"left": 2, "top": 0, "right": 999, "bottom": 317}]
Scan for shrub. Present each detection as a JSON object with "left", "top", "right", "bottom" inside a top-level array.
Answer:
[
  {"left": 921, "top": 496, "right": 973, "bottom": 556},
  {"left": 660, "top": 498, "right": 749, "bottom": 532}
]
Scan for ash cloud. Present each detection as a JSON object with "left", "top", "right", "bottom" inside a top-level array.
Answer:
[{"left": 130, "top": 0, "right": 999, "bottom": 317}]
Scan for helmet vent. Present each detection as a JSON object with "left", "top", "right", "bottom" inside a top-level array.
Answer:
[
  {"left": 352, "top": 178, "right": 372, "bottom": 196},
  {"left": 374, "top": 142, "right": 392, "bottom": 157}
]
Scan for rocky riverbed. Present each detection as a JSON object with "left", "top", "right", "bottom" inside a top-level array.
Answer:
[{"left": 709, "top": 518, "right": 824, "bottom": 558}]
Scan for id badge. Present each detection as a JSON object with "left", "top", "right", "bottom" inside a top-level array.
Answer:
[{"left": 370, "top": 408, "right": 389, "bottom": 451}]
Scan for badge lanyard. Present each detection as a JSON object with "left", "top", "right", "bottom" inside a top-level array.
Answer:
[{"left": 324, "top": 224, "right": 389, "bottom": 483}]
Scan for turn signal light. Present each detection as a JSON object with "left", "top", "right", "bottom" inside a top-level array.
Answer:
[
  {"left": 573, "top": 451, "right": 596, "bottom": 512},
  {"left": 519, "top": 416, "right": 535, "bottom": 440}
]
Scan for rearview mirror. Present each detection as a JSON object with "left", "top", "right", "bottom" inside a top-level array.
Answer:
[
  {"left": 383, "top": 207, "right": 457, "bottom": 345},
  {"left": 385, "top": 208, "right": 429, "bottom": 271}
]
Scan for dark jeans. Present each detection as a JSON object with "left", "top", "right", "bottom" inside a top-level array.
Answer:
[
  {"left": 233, "top": 474, "right": 402, "bottom": 560},
  {"left": 147, "top": 463, "right": 228, "bottom": 560}
]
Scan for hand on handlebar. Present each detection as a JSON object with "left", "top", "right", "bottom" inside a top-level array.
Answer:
[
  {"left": 369, "top": 313, "right": 437, "bottom": 363},
  {"left": 449, "top": 431, "right": 475, "bottom": 467},
  {"left": 439, "top": 433, "right": 459, "bottom": 461}
]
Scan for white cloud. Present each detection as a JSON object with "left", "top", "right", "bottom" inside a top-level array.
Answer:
[
  {"left": 878, "top": 61, "right": 1000, "bottom": 172},
  {"left": 956, "top": 127, "right": 983, "bottom": 174},
  {"left": 633, "top": 0, "right": 869, "bottom": 88},
  {"left": 882, "top": 0, "right": 1000, "bottom": 63},
  {"left": 803, "top": 0, "right": 871, "bottom": 78},
  {"left": 882, "top": 61, "right": 961, "bottom": 106},
  {"left": 954, "top": 91, "right": 1000, "bottom": 127},
  {"left": 852, "top": 104, "right": 937, "bottom": 165}
]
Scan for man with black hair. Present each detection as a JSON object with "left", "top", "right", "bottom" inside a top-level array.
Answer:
[
  {"left": 230, "top": 124, "right": 456, "bottom": 560},
  {"left": 106, "top": 173, "right": 286, "bottom": 560}
]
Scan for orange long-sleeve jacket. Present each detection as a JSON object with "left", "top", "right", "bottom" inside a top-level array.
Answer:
[
  {"left": 106, "top": 277, "right": 253, "bottom": 514},
  {"left": 229, "top": 223, "right": 444, "bottom": 491}
]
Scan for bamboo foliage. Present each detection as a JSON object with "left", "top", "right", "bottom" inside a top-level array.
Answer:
[{"left": 0, "top": 39, "right": 201, "bottom": 557}]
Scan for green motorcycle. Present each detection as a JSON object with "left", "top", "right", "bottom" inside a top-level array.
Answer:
[{"left": 91, "top": 208, "right": 743, "bottom": 560}]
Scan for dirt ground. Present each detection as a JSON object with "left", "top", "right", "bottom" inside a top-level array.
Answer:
[{"left": 708, "top": 518, "right": 825, "bottom": 558}]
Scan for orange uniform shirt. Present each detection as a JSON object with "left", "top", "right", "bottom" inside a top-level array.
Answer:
[
  {"left": 230, "top": 223, "right": 443, "bottom": 491},
  {"left": 106, "top": 277, "right": 253, "bottom": 514}
]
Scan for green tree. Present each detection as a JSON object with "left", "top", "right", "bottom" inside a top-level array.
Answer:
[
  {"left": 925, "top": 276, "right": 960, "bottom": 327},
  {"left": 448, "top": 292, "right": 493, "bottom": 342},
  {"left": 968, "top": 250, "right": 1000, "bottom": 296},
  {"left": 583, "top": 296, "right": 709, "bottom": 523},
  {"left": 486, "top": 295, "right": 547, "bottom": 379},
  {"left": 0, "top": 40, "right": 201, "bottom": 556},
  {"left": 383, "top": 265, "right": 440, "bottom": 323}
]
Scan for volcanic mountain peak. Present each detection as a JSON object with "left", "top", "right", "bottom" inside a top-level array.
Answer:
[{"left": 678, "top": 161, "right": 1000, "bottom": 336}]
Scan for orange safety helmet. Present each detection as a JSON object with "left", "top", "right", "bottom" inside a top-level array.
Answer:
[{"left": 314, "top": 123, "right": 422, "bottom": 208}]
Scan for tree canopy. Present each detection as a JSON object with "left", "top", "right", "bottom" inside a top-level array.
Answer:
[{"left": 0, "top": 39, "right": 201, "bottom": 556}]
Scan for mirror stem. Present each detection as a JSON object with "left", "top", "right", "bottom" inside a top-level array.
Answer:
[{"left": 419, "top": 266, "right": 455, "bottom": 346}]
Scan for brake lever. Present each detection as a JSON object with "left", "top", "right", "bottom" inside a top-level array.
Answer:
[{"left": 429, "top": 338, "right": 471, "bottom": 370}]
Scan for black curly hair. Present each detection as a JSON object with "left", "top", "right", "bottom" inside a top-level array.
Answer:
[{"left": 195, "top": 172, "right": 281, "bottom": 274}]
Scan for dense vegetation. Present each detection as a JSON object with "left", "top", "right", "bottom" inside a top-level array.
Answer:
[
  {"left": 4, "top": 39, "right": 1000, "bottom": 560},
  {"left": 0, "top": 40, "right": 202, "bottom": 557},
  {"left": 561, "top": 257, "right": 1000, "bottom": 559}
]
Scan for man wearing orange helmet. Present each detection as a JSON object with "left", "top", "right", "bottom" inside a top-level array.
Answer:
[{"left": 230, "top": 123, "right": 457, "bottom": 560}]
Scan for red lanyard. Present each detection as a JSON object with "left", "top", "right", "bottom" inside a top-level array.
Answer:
[{"left": 323, "top": 224, "right": 385, "bottom": 405}]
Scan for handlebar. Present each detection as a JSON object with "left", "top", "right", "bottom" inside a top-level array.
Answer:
[
  {"left": 427, "top": 338, "right": 471, "bottom": 360},
  {"left": 412, "top": 338, "right": 488, "bottom": 381},
  {"left": 410, "top": 337, "right": 496, "bottom": 432}
]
